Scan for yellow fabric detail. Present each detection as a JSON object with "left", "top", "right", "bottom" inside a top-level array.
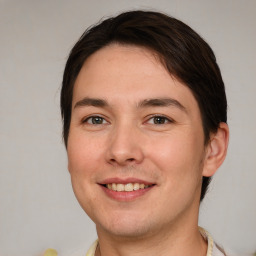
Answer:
[
  {"left": 43, "top": 248, "right": 58, "bottom": 256},
  {"left": 86, "top": 240, "right": 98, "bottom": 256}
]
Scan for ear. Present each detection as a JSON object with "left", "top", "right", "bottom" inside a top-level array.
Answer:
[{"left": 202, "top": 122, "right": 229, "bottom": 177}]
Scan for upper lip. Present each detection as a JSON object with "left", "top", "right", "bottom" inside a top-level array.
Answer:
[{"left": 99, "top": 177, "right": 155, "bottom": 185}]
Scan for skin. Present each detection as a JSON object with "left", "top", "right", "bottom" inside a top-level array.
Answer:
[{"left": 67, "top": 44, "right": 229, "bottom": 256}]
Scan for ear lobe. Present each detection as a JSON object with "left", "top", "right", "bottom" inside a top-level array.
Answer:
[{"left": 202, "top": 122, "right": 229, "bottom": 177}]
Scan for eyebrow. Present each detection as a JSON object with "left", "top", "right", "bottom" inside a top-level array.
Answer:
[
  {"left": 74, "top": 97, "right": 108, "bottom": 109},
  {"left": 138, "top": 98, "right": 187, "bottom": 112},
  {"left": 74, "top": 97, "right": 187, "bottom": 112}
]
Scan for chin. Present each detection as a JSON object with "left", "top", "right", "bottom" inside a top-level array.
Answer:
[
  {"left": 96, "top": 213, "right": 159, "bottom": 239},
  {"left": 100, "top": 223, "right": 152, "bottom": 239}
]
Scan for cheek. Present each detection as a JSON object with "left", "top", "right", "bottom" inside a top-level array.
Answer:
[
  {"left": 147, "top": 133, "right": 204, "bottom": 208},
  {"left": 67, "top": 131, "right": 106, "bottom": 215},
  {"left": 149, "top": 133, "right": 199, "bottom": 164},
  {"left": 67, "top": 131, "right": 106, "bottom": 176},
  {"left": 147, "top": 131, "right": 204, "bottom": 183}
]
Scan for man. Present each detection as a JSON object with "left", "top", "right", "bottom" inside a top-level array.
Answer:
[{"left": 61, "top": 10, "right": 229, "bottom": 256}]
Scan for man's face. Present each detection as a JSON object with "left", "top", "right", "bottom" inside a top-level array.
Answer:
[{"left": 67, "top": 44, "right": 208, "bottom": 238}]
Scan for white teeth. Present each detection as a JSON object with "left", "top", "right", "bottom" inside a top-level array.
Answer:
[
  {"left": 116, "top": 184, "right": 124, "bottom": 191},
  {"left": 133, "top": 183, "right": 140, "bottom": 190},
  {"left": 106, "top": 183, "right": 152, "bottom": 191},
  {"left": 124, "top": 183, "right": 133, "bottom": 192},
  {"left": 139, "top": 184, "right": 145, "bottom": 189},
  {"left": 112, "top": 183, "right": 117, "bottom": 191}
]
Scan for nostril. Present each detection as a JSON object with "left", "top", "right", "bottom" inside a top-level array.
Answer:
[{"left": 109, "top": 157, "right": 135, "bottom": 163}]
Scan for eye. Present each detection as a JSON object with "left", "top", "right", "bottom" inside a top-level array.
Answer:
[
  {"left": 83, "top": 116, "right": 107, "bottom": 125},
  {"left": 147, "top": 115, "right": 173, "bottom": 125}
]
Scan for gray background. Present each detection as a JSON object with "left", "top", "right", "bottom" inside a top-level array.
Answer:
[{"left": 0, "top": 0, "right": 255, "bottom": 255}]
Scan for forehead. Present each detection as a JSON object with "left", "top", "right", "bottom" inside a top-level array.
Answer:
[
  {"left": 73, "top": 44, "right": 199, "bottom": 113},
  {"left": 76, "top": 44, "right": 166, "bottom": 88}
]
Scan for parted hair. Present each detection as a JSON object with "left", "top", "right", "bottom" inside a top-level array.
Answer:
[{"left": 61, "top": 10, "right": 227, "bottom": 201}]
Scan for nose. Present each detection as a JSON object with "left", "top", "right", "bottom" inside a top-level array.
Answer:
[{"left": 106, "top": 123, "right": 144, "bottom": 166}]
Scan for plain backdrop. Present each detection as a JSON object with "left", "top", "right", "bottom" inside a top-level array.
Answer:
[{"left": 0, "top": 0, "right": 255, "bottom": 255}]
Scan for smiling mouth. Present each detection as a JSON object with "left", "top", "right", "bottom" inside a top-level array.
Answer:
[{"left": 102, "top": 183, "right": 154, "bottom": 192}]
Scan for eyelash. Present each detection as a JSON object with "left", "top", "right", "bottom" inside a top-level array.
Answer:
[
  {"left": 146, "top": 115, "right": 174, "bottom": 125},
  {"left": 82, "top": 116, "right": 107, "bottom": 125}
]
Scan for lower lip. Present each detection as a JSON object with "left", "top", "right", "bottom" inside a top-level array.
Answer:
[{"left": 100, "top": 185, "right": 154, "bottom": 201}]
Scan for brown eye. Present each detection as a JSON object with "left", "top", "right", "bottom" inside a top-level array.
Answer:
[{"left": 153, "top": 116, "right": 167, "bottom": 124}]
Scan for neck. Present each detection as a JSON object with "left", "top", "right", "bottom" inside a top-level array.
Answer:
[{"left": 95, "top": 221, "right": 207, "bottom": 256}]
